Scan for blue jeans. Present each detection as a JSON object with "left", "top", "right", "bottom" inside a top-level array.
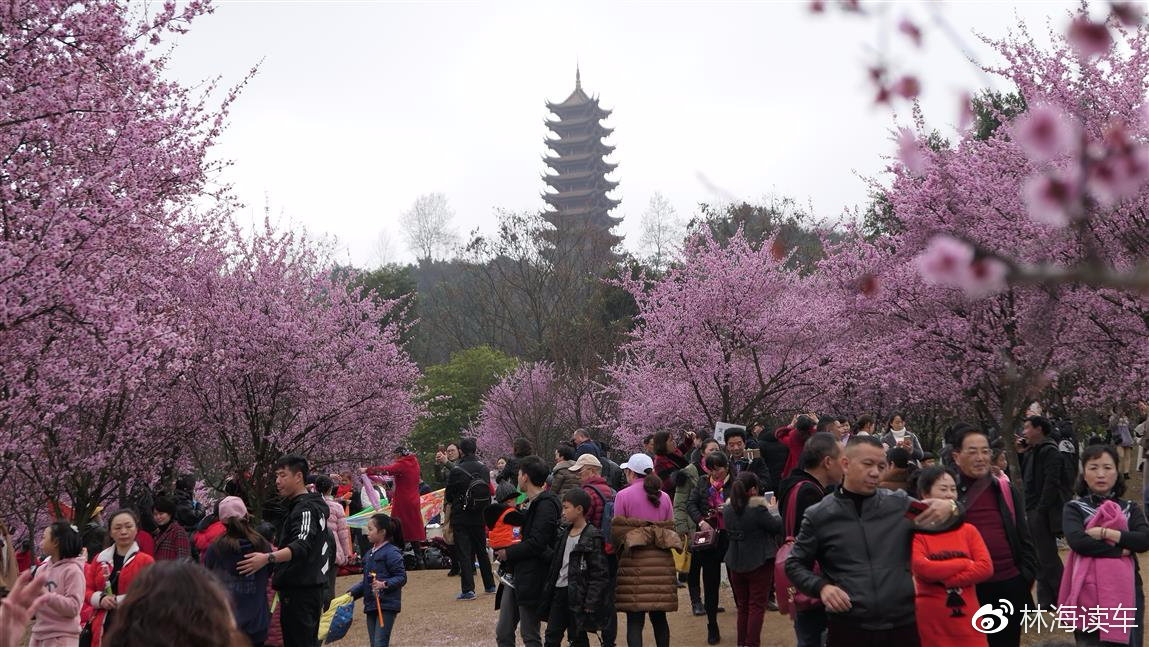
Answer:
[
  {"left": 793, "top": 607, "right": 827, "bottom": 647},
  {"left": 366, "top": 610, "right": 397, "bottom": 647}
]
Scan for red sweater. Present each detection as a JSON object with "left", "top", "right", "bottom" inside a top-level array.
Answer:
[
  {"left": 776, "top": 426, "right": 808, "bottom": 480},
  {"left": 911, "top": 523, "right": 993, "bottom": 647},
  {"left": 963, "top": 482, "right": 1019, "bottom": 582},
  {"left": 195, "top": 521, "right": 226, "bottom": 561},
  {"left": 135, "top": 530, "right": 154, "bottom": 556}
]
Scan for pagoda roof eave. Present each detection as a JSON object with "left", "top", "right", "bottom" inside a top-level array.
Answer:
[
  {"left": 542, "top": 173, "right": 619, "bottom": 187},
  {"left": 543, "top": 153, "right": 618, "bottom": 165},
  {"left": 544, "top": 143, "right": 616, "bottom": 156},
  {"left": 546, "top": 103, "right": 611, "bottom": 118},
  {"left": 542, "top": 196, "right": 622, "bottom": 209}
]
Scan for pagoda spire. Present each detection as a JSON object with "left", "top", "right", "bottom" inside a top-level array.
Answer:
[{"left": 540, "top": 71, "right": 622, "bottom": 268}]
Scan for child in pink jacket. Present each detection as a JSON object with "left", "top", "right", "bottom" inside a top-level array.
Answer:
[{"left": 30, "top": 522, "right": 86, "bottom": 647}]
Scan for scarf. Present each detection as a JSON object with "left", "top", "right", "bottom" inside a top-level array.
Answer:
[
  {"left": 707, "top": 476, "right": 727, "bottom": 529},
  {"left": 1059, "top": 497, "right": 1136, "bottom": 644}
]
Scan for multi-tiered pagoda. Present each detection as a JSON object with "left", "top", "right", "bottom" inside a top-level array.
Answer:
[{"left": 541, "top": 70, "right": 622, "bottom": 266}]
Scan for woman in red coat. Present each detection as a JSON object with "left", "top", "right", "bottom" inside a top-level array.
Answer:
[
  {"left": 364, "top": 447, "right": 426, "bottom": 543},
  {"left": 911, "top": 467, "right": 993, "bottom": 647},
  {"left": 776, "top": 416, "right": 816, "bottom": 480},
  {"left": 85, "top": 509, "right": 155, "bottom": 647}
]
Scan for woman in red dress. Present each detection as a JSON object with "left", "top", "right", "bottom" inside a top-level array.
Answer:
[{"left": 911, "top": 466, "right": 993, "bottom": 647}]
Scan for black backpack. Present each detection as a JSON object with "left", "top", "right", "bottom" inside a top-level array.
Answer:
[
  {"left": 453, "top": 466, "right": 491, "bottom": 512},
  {"left": 1053, "top": 421, "right": 1080, "bottom": 491}
]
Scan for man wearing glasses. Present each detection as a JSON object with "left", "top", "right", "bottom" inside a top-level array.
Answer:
[{"left": 952, "top": 424, "right": 1037, "bottom": 647}]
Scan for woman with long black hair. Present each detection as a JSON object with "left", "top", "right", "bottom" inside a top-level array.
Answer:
[
  {"left": 723, "top": 472, "right": 781, "bottom": 647},
  {"left": 687, "top": 451, "right": 733, "bottom": 645}
]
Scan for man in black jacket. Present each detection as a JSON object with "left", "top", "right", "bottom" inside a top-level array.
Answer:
[
  {"left": 776, "top": 432, "right": 842, "bottom": 647},
  {"left": 952, "top": 425, "right": 1036, "bottom": 647},
  {"left": 756, "top": 421, "right": 790, "bottom": 487},
  {"left": 1017, "top": 415, "right": 1069, "bottom": 609},
  {"left": 785, "top": 436, "right": 960, "bottom": 647},
  {"left": 725, "top": 428, "right": 772, "bottom": 490},
  {"left": 494, "top": 455, "right": 561, "bottom": 647},
  {"left": 445, "top": 437, "right": 496, "bottom": 599},
  {"left": 238, "top": 454, "right": 331, "bottom": 647}
]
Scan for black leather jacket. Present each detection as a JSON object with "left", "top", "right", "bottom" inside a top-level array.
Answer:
[{"left": 785, "top": 488, "right": 947, "bottom": 630}]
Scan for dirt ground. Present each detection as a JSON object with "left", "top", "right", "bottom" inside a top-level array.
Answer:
[
  {"left": 336, "top": 471, "right": 1149, "bottom": 646},
  {"left": 334, "top": 557, "right": 1149, "bottom": 647},
  {"left": 335, "top": 569, "right": 742, "bottom": 647}
]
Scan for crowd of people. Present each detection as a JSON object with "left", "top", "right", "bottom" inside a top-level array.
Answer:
[
  {"left": 0, "top": 454, "right": 410, "bottom": 647},
  {"left": 0, "top": 407, "right": 1148, "bottom": 647}
]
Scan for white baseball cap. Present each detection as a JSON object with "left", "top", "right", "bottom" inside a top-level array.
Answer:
[{"left": 620, "top": 453, "right": 654, "bottom": 475}]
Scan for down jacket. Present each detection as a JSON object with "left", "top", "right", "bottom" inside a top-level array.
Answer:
[
  {"left": 672, "top": 463, "right": 704, "bottom": 536},
  {"left": 610, "top": 516, "right": 681, "bottom": 612},
  {"left": 549, "top": 461, "right": 581, "bottom": 501}
]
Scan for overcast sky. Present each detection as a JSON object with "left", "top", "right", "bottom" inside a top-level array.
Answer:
[{"left": 166, "top": 0, "right": 1080, "bottom": 267}]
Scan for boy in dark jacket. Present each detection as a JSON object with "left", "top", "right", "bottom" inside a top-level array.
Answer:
[
  {"left": 238, "top": 455, "right": 332, "bottom": 647},
  {"left": 494, "top": 455, "right": 561, "bottom": 647},
  {"left": 541, "top": 488, "right": 610, "bottom": 647}
]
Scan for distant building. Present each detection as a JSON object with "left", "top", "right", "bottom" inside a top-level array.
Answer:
[{"left": 541, "top": 69, "right": 622, "bottom": 268}]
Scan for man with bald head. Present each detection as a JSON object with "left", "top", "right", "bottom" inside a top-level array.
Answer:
[{"left": 785, "top": 435, "right": 961, "bottom": 647}]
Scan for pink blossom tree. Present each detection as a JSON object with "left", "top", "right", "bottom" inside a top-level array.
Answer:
[
  {"left": 470, "top": 362, "right": 615, "bottom": 459},
  {"left": 813, "top": 7, "right": 1149, "bottom": 469},
  {"left": 177, "top": 221, "right": 422, "bottom": 513},
  {"left": 818, "top": 2, "right": 1149, "bottom": 294},
  {"left": 0, "top": 0, "right": 242, "bottom": 525},
  {"left": 608, "top": 231, "right": 836, "bottom": 449}
]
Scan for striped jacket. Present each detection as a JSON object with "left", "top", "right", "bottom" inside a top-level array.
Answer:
[{"left": 272, "top": 492, "right": 332, "bottom": 590}]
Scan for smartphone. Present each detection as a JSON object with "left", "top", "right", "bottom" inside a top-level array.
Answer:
[
  {"left": 746, "top": 448, "right": 761, "bottom": 460},
  {"left": 905, "top": 500, "right": 929, "bottom": 520}
]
